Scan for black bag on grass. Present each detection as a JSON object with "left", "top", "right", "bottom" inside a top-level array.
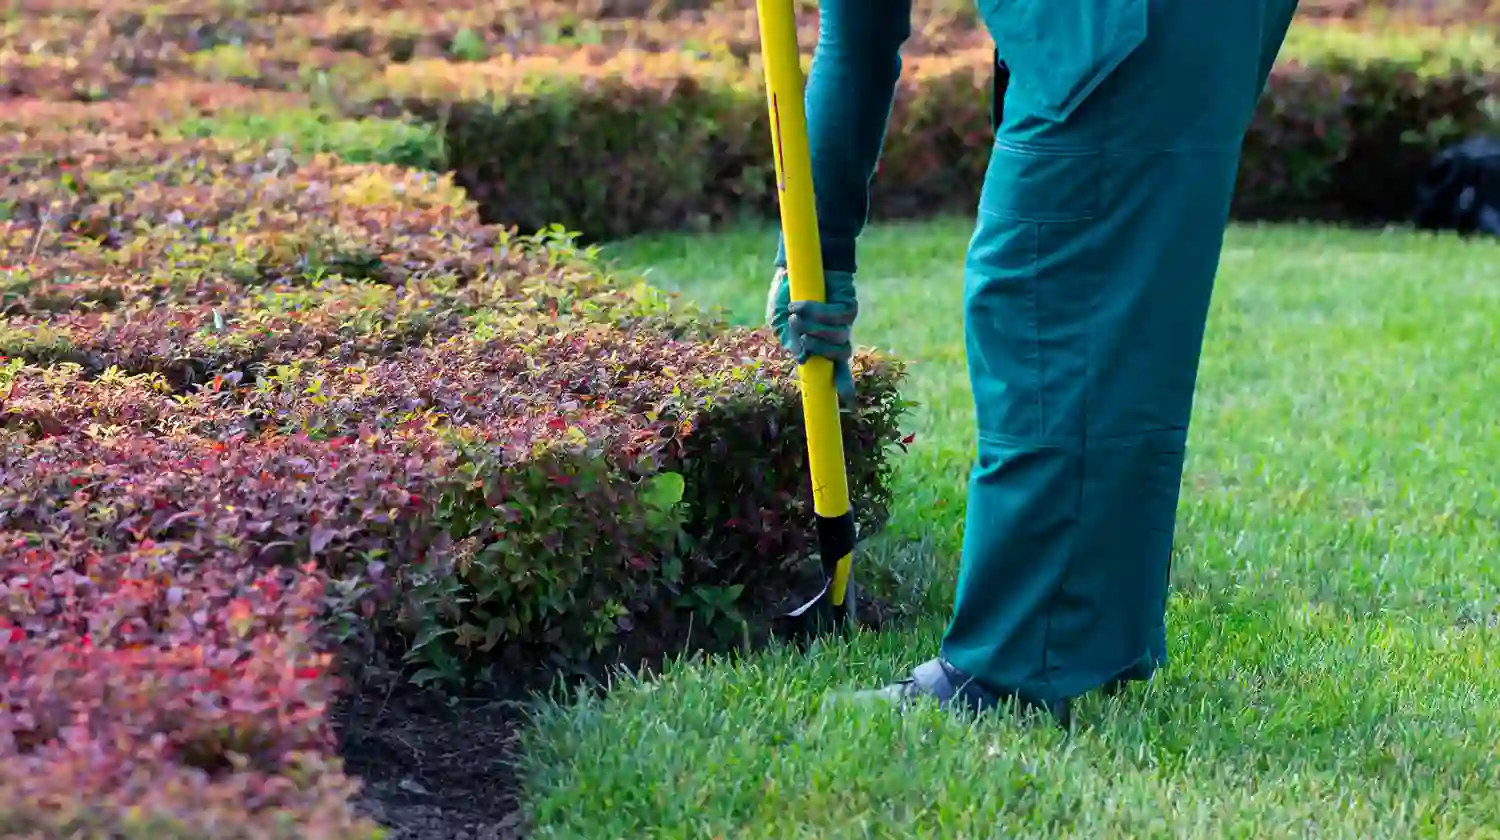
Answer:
[{"left": 1412, "top": 136, "right": 1500, "bottom": 237}]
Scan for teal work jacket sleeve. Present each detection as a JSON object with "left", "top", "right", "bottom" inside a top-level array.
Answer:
[{"left": 773, "top": 0, "right": 912, "bottom": 275}]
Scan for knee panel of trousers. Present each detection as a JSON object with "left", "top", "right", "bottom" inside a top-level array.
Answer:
[
  {"left": 965, "top": 137, "right": 1244, "bottom": 444},
  {"left": 964, "top": 144, "right": 1108, "bottom": 444}
]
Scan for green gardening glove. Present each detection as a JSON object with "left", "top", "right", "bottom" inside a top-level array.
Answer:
[{"left": 766, "top": 267, "right": 858, "bottom": 406}]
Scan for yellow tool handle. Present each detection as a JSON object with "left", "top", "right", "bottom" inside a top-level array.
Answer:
[{"left": 754, "top": 0, "right": 855, "bottom": 611}]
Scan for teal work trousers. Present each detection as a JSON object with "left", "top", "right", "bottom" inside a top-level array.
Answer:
[{"left": 942, "top": 0, "right": 1299, "bottom": 703}]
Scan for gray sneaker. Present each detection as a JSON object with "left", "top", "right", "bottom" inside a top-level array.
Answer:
[{"left": 834, "top": 657, "right": 1072, "bottom": 729}]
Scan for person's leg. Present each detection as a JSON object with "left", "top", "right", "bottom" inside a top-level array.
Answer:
[{"left": 867, "top": 0, "right": 1298, "bottom": 717}]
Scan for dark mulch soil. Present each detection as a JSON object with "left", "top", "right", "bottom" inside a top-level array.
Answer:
[
  {"left": 332, "top": 561, "right": 904, "bottom": 840},
  {"left": 336, "top": 687, "right": 530, "bottom": 840}
]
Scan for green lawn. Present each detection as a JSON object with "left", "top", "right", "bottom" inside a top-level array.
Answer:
[{"left": 518, "top": 219, "right": 1500, "bottom": 839}]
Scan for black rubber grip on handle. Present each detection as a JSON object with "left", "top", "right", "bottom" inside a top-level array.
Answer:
[{"left": 814, "top": 511, "right": 857, "bottom": 574}]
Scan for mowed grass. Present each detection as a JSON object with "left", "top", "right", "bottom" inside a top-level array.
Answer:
[{"left": 518, "top": 220, "right": 1500, "bottom": 839}]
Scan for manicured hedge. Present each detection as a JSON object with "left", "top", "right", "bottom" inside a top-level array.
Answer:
[
  {"left": 0, "top": 80, "right": 314, "bottom": 136},
  {"left": 9, "top": 8, "right": 1493, "bottom": 240},
  {"left": 0, "top": 131, "right": 682, "bottom": 341},
  {"left": 0, "top": 132, "right": 906, "bottom": 666},
  {"left": 289, "top": 0, "right": 982, "bottom": 65},
  {"left": 1299, "top": 0, "right": 1500, "bottom": 24},
  {"left": 1238, "top": 25, "right": 1500, "bottom": 222},
  {"left": 368, "top": 50, "right": 773, "bottom": 240},
  {"left": 352, "top": 26, "right": 1500, "bottom": 239},
  {"left": 0, "top": 349, "right": 906, "bottom": 835},
  {"left": 0, "top": 330, "right": 904, "bottom": 677},
  {"left": 1, "top": 504, "right": 380, "bottom": 838},
  {"left": 0, "top": 121, "right": 909, "bottom": 834}
]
